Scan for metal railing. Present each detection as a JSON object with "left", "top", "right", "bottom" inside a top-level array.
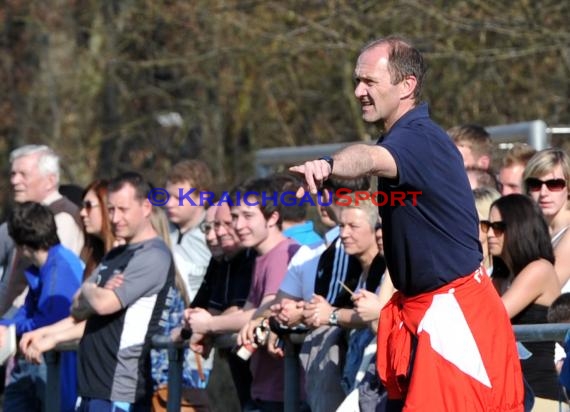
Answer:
[
  {"left": 41, "top": 324, "right": 570, "bottom": 412},
  {"left": 514, "top": 323, "right": 570, "bottom": 343}
]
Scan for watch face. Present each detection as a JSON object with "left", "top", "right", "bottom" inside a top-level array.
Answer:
[{"left": 329, "top": 311, "right": 338, "bottom": 325}]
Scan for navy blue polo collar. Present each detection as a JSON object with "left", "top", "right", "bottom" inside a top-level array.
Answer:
[{"left": 385, "top": 102, "right": 429, "bottom": 137}]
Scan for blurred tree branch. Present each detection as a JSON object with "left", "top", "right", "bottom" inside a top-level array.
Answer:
[{"left": 0, "top": 0, "right": 567, "bottom": 216}]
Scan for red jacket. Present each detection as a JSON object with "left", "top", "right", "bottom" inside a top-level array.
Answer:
[{"left": 377, "top": 269, "right": 524, "bottom": 411}]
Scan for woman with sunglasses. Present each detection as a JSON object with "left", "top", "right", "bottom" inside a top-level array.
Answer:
[
  {"left": 79, "top": 180, "right": 117, "bottom": 279},
  {"left": 488, "top": 194, "right": 561, "bottom": 410},
  {"left": 473, "top": 187, "right": 500, "bottom": 274},
  {"left": 523, "top": 148, "right": 570, "bottom": 291}
]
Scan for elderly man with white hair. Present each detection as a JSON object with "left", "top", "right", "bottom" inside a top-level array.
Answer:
[{"left": 0, "top": 145, "right": 84, "bottom": 316}]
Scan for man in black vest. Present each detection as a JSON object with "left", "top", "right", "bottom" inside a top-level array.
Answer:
[{"left": 0, "top": 145, "right": 84, "bottom": 316}]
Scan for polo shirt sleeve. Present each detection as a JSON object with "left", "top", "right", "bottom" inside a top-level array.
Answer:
[{"left": 380, "top": 125, "right": 433, "bottom": 188}]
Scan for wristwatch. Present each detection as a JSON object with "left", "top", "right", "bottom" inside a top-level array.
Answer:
[
  {"left": 319, "top": 156, "right": 334, "bottom": 173},
  {"left": 328, "top": 308, "right": 340, "bottom": 326}
]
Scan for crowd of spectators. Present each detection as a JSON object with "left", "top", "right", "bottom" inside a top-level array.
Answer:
[{"left": 453, "top": 129, "right": 570, "bottom": 411}]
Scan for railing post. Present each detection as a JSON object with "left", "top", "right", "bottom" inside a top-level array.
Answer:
[
  {"left": 44, "top": 350, "right": 61, "bottom": 412},
  {"left": 167, "top": 344, "right": 184, "bottom": 412},
  {"left": 284, "top": 338, "right": 300, "bottom": 412}
]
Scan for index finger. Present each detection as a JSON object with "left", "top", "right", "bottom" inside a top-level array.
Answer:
[{"left": 289, "top": 163, "right": 320, "bottom": 195}]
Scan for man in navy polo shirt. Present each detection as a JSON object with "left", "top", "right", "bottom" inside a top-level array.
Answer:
[{"left": 291, "top": 36, "right": 524, "bottom": 411}]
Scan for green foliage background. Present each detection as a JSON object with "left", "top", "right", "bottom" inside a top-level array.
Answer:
[{"left": 0, "top": 0, "right": 569, "bottom": 206}]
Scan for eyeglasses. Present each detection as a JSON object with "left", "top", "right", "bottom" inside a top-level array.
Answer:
[
  {"left": 81, "top": 200, "right": 100, "bottom": 212},
  {"left": 480, "top": 220, "right": 506, "bottom": 236},
  {"left": 525, "top": 178, "right": 567, "bottom": 192},
  {"left": 199, "top": 221, "right": 213, "bottom": 233}
]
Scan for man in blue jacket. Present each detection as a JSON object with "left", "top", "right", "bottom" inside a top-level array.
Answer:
[{"left": 0, "top": 202, "right": 83, "bottom": 411}]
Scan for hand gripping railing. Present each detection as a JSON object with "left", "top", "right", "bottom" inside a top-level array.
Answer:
[{"left": 42, "top": 323, "right": 570, "bottom": 412}]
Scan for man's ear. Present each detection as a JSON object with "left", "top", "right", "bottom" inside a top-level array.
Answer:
[
  {"left": 399, "top": 75, "right": 417, "bottom": 101},
  {"left": 267, "top": 210, "right": 280, "bottom": 228},
  {"left": 143, "top": 199, "right": 153, "bottom": 217},
  {"left": 477, "top": 155, "right": 491, "bottom": 171},
  {"left": 46, "top": 173, "right": 58, "bottom": 193}
]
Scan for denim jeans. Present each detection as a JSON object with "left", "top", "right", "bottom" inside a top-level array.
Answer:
[{"left": 3, "top": 356, "right": 47, "bottom": 411}]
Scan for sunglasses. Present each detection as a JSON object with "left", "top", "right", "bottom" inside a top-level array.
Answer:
[
  {"left": 81, "top": 200, "right": 100, "bottom": 212},
  {"left": 525, "top": 177, "right": 567, "bottom": 192},
  {"left": 480, "top": 220, "right": 506, "bottom": 236}
]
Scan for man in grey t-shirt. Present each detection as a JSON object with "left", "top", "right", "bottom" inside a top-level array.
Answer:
[{"left": 73, "top": 172, "right": 174, "bottom": 410}]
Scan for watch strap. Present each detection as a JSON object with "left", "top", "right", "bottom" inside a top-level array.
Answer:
[{"left": 319, "top": 156, "right": 334, "bottom": 173}]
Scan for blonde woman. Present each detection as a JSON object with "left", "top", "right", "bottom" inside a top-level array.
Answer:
[
  {"left": 148, "top": 207, "right": 211, "bottom": 411},
  {"left": 523, "top": 148, "right": 570, "bottom": 291}
]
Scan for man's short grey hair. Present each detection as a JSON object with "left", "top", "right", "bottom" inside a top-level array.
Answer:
[{"left": 10, "top": 145, "right": 60, "bottom": 184}]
